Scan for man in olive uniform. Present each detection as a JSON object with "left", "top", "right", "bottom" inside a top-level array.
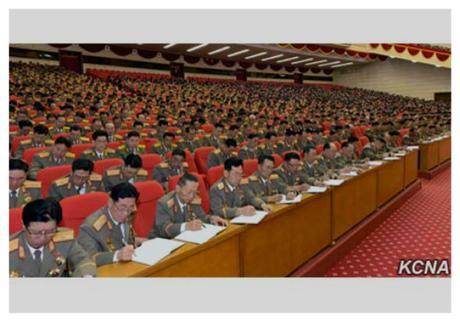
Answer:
[
  {"left": 150, "top": 132, "right": 178, "bottom": 156},
  {"left": 48, "top": 159, "right": 104, "bottom": 201},
  {"left": 10, "top": 159, "right": 42, "bottom": 209},
  {"left": 29, "top": 136, "right": 75, "bottom": 180},
  {"left": 102, "top": 154, "right": 148, "bottom": 192},
  {"left": 9, "top": 119, "right": 33, "bottom": 142},
  {"left": 48, "top": 115, "right": 70, "bottom": 136},
  {"left": 227, "top": 124, "right": 245, "bottom": 145},
  {"left": 203, "top": 123, "right": 226, "bottom": 148},
  {"left": 176, "top": 126, "right": 203, "bottom": 152},
  {"left": 273, "top": 152, "right": 310, "bottom": 193},
  {"left": 68, "top": 124, "right": 91, "bottom": 145},
  {"left": 78, "top": 183, "right": 143, "bottom": 267},
  {"left": 321, "top": 143, "right": 345, "bottom": 176},
  {"left": 277, "top": 129, "right": 301, "bottom": 155},
  {"left": 360, "top": 136, "right": 386, "bottom": 160},
  {"left": 243, "top": 155, "right": 296, "bottom": 205},
  {"left": 256, "top": 132, "right": 284, "bottom": 157},
  {"left": 238, "top": 133, "right": 259, "bottom": 160},
  {"left": 209, "top": 157, "right": 272, "bottom": 219},
  {"left": 9, "top": 198, "right": 96, "bottom": 277},
  {"left": 116, "top": 131, "right": 146, "bottom": 159},
  {"left": 402, "top": 128, "right": 420, "bottom": 146},
  {"left": 300, "top": 146, "right": 327, "bottom": 185},
  {"left": 152, "top": 148, "right": 189, "bottom": 191},
  {"left": 105, "top": 122, "right": 123, "bottom": 143},
  {"left": 207, "top": 138, "right": 238, "bottom": 169},
  {"left": 15, "top": 124, "right": 53, "bottom": 159},
  {"left": 81, "top": 130, "right": 117, "bottom": 161},
  {"left": 149, "top": 173, "right": 227, "bottom": 239}
]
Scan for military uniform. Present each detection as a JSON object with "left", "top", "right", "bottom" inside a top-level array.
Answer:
[
  {"left": 360, "top": 144, "right": 382, "bottom": 160},
  {"left": 29, "top": 151, "right": 75, "bottom": 180},
  {"left": 107, "top": 134, "right": 123, "bottom": 143},
  {"left": 77, "top": 207, "right": 136, "bottom": 267},
  {"left": 9, "top": 181, "right": 42, "bottom": 209},
  {"left": 177, "top": 137, "right": 203, "bottom": 152},
  {"left": 102, "top": 166, "right": 148, "bottom": 192},
  {"left": 48, "top": 173, "right": 104, "bottom": 201},
  {"left": 69, "top": 136, "right": 91, "bottom": 146},
  {"left": 81, "top": 147, "right": 118, "bottom": 161},
  {"left": 209, "top": 178, "right": 263, "bottom": 219},
  {"left": 149, "top": 191, "right": 210, "bottom": 239},
  {"left": 238, "top": 146, "right": 258, "bottom": 160},
  {"left": 150, "top": 142, "right": 178, "bottom": 156},
  {"left": 242, "top": 171, "right": 289, "bottom": 204},
  {"left": 323, "top": 153, "right": 346, "bottom": 173},
  {"left": 256, "top": 143, "right": 282, "bottom": 157},
  {"left": 115, "top": 144, "right": 146, "bottom": 159},
  {"left": 299, "top": 160, "right": 323, "bottom": 185},
  {"left": 15, "top": 139, "right": 54, "bottom": 159},
  {"left": 9, "top": 228, "right": 96, "bottom": 277},
  {"left": 49, "top": 126, "right": 70, "bottom": 136},
  {"left": 207, "top": 149, "right": 239, "bottom": 169},
  {"left": 204, "top": 134, "right": 226, "bottom": 148},
  {"left": 152, "top": 161, "right": 189, "bottom": 189},
  {"left": 273, "top": 164, "right": 309, "bottom": 188}
]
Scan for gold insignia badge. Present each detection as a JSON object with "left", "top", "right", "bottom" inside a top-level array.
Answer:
[
  {"left": 10, "top": 271, "right": 20, "bottom": 278},
  {"left": 47, "top": 268, "right": 61, "bottom": 277}
]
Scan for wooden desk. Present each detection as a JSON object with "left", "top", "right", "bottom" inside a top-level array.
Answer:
[
  {"left": 419, "top": 136, "right": 451, "bottom": 172},
  {"left": 377, "top": 158, "right": 405, "bottom": 207},
  {"left": 239, "top": 192, "right": 331, "bottom": 277},
  {"left": 404, "top": 150, "right": 419, "bottom": 188},
  {"left": 331, "top": 167, "right": 378, "bottom": 240},
  {"left": 438, "top": 136, "right": 451, "bottom": 164}
]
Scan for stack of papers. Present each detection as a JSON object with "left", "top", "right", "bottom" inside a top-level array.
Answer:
[
  {"left": 368, "top": 161, "right": 384, "bottom": 167},
  {"left": 406, "top": 146, "right": 419, "bottom": 151},
  {"left": 132, "top": 238, "right": 185, "bottom": 266},
  {"left": 174, "top": 224, "right": 226, "bottom": 244},
  {"left": 383, "top": 156, "right": 400, "bottom": 161},
  {"left": 306, "top": 186, "right": 328, "bottom": 194},
  {"left": 278, "top": 194, "right": 302, "bottom": 204},
  {"left": 324, "top": 179, "right": 345, "bottom": 186},
  {"left": 230, "top": 211, "right": 269, "bottom": 225},
  {"left": 342, "top": 171, "right": 358, "bottom": 177},
  {"left": 394, "top": 152, "right": 407, "bottom": 157}
]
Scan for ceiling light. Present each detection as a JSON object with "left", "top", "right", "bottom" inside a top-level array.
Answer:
[
  {"left": 331, "top": 62, "right": 354, "bottom": 68},
  {"left": 304, "top": 59, "right": 327, "bottom": 66},
  {"left": 276, "top": 56, "right": 299, "bottom": 63},
  {"left": 227, "top": 49, "right": 250, "bottom": 57},
  {"left": 163, "top": 43, "right": 176, "bottom": 49},
  {"left": 261, "top": 54, "right": 284, "bottom": 61},
  {"left": 245, "top": 51, "right": 267, "bottom": 59},
  {"left": 187, "top": 43, "right": 208, "bottom": 52},
  {"left": 318, "top": 60, "right": 342, "bottom": 67},
  {"left": 209, "top": 46, "right": 231, "bottom": 55},
  {"left": 291, "top": 58, "right": 314, "bottom": 65}
]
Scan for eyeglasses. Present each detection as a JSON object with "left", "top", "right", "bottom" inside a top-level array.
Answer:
[
  {"left": 114, "top": 202, "right": 136, "bottom": 214},
  {"left": 26, "top": 227, "right": 57, "bottom": 238}
]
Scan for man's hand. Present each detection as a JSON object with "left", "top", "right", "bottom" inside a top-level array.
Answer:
[
  {"left": 134, "top": 237, "right": 147, "bottom": 247},
  {"left": 116, "top": 245, "right": 134, "bottom": 262},
  {"left": 186, "top": 219, "right": 204, "bottom": 231},
  {"left": 261, "top": 203, "right": 272, "bottom": 212},
  {"left": 268, "top": 194, "right": 283, "bottom": 203},
  {"left": 210, "top": 215, "right": 228, "bottom": 226},
  {"left": 286, "top": 192, "right": 296, "bottom": 200},
  {"left": 299, "top": 183, "right": 310, "bottom": 192},
  {"left": 236, "top": 205, "right": 256, "bottom": 216}
]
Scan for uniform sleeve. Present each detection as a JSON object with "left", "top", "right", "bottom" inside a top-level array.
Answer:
[
  {"left": 102, "top": 175, "right": 113, "bottom": 192},
  {"left": 193, "top": 204, "right": 211, "bottom": 223},
  {"left": 151, "top": 200, "right": 182, "bottom": 239},
  {"left": 241, "top": 185, "right": 264, "bottom": 208},
  {"left": 31, "top": 187, "right": 43, "bottom": 200},
  {"left": 48, "top": 183, "right": 63, "bottom": 201},
  {"left": 67, "top": 239, "right": 96, "bottom": 277},
  {"left": 28, "top": 156, "right": 43, "bottom": 180},
  {"left": 209, "top": 187, "right": 238, "bottom": 219},
  {"left": 207, "top": 153, "right": 218, "bottom": 169},
  {"left": 15, "top": 145, "right": 25, "bottom": 159},
  {"left": 274, "top": 178, "right": 289, "bottom": 195},
  {"left": 77, "top": 227, "right": 115, "bottom": 267},
  {"left": 152, "top": 167, "right": 166, "bottom": 183}
]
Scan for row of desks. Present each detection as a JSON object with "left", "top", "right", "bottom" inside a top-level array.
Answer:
[
  {"left": 97, "top": 148, "right": 422, "bottom": 277},
  {"left": 419, "top": 136, "right": 451, "bottom": 172}
]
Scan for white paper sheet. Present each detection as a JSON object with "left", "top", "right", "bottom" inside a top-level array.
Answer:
[
  {"left": 383, "top": 157, "right": 400, "bottom": 161},
  {"left": 230, "top": 211, "right": 269, "bottom": 224},
  {"left": 368, "top": 161, "right": 384, "bottom": 166},
  {"left": 132, "top": 238, "right": 185, "bottom": 266},
  {"left": 394, "top": 152, "right": 407, "bottom": 157},
  {"left": 278, "top": 194, "right": 302, "bottom": 204},
  {"left": 306, "top": 186, "right": 328, "bottom": 193},
  {"left": 173, "top": 224, "right": 226, "bottom": 244},
  {"left": 324, "top": 179, "right": 345, "bottom": 186},
  {"left": 406, "top": 146, "right": 419, "bottom": 151},
  {"left": 341, "top": 171, "right": 358, "bottom": 177}
]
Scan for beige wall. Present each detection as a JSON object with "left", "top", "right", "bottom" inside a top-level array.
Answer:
[{"left": 332, "top": 58, "right": 451, "bottom": 100}]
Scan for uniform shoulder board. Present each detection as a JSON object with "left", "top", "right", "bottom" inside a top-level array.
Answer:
[
  {"left": 55, "top": 177, "right": 69, "bottom": 186},
  {"left": 217, "top": 182, "right": 225, "bottom": 190},
  {"left": 191, "top": 197, "right": 202, "bottom": 205},
  {"left": 205, "top": 134, "right": 211, "bottom": 138},
  {"left": 52, "top": 228, "right": 74, "bottom": 243},
  {"left": 82, "top": 149, "right": 93, "bottom": 155},
  {"left": 193, "top": 137, "right": 201, "bottom": 141},
  {"left": 176, "top": 130, "right": 182, "bottom": 134},
  {"left": 81, "top": 137, "right": 90, "bottom": 142},
  {"left": 138, "top": 144, "right": 146, "bottom": 149},
  {"left": 172, "top": 143, "right": 177, "bottom": 148},
  {"left": 166, "top": 198, "right": 174, "bottom": 208},
  {"left": 92, "top": 215, "right": 107, "bottom": 232},
  {"left": 45, "top": 139, "right": 54, "bottom": 145},
  {"left": 63, "top": 126, "right": 70, "bottom": 131},
  {"left": 115, "top": 134, "right": 123, "bottom": 139},
  {"left": 154, "top": 143, "right": 161, "bottom": 147},
  {"left": 23, "top": 180, "right": 41, "bottom": 189},
  {"left": 159, "top": 162, "right": 169, "bottom": 169},
  {"left": 9, "top": 239, "right": 19, "bottom": 252},
  {"left": 117, "top": 144, "right": 126, "bottom": 150},
  {"left": 137, "top": 169, "right": 148, "bottom": 176},
  {"left": 178, "top": 139, "right": 184, "bottom": 143},
  {"left": 259, "top": 144, "right": 266, "bottom": 149},
  {"left": 106, "top": 169, "right": 121, "bottom": 176},
  {"left": 182, "top": 162, "right": 189, "bottom": 168},
  {"left": 270, "top": 174, "right": 279, "bottom": 180},
  {"left": 213, "top": 149, "right": 221, "bottom": 154},
  {"left": 38, "top": 151, "right": 50, "bottom": 157},
  {"left": 249, "top": 175, "right": 258, "bottom": 181},
  {"left": 20, "top": 139, "right": 32, "bottom": 145},
  {"left": 241, "top": 146, "right": 248, "bottom": 150},
  {"left": 65, "top": 152, "right": 75, "bottom": 158},
  {"left": 90, "top": 173, "right": 102, "bottom": 181},
  {"left": 240, "top": 178, "right": 249, "bottom": 185},
  {"left": 106, "top": 148, "right": 115, "bottom": 153}
]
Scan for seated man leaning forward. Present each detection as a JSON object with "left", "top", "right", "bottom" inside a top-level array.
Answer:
[{"left": 149, "top": 173, "right": 227, "bottom": 239}]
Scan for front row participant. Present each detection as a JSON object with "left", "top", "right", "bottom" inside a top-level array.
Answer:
[
  {"left": 150, "top": 173, "right": 227, "bottom": 239},
  {"left": 9, "top": 198, "right": 96, "bottom": 277},
  {"left": 209, "top": 157, "right": 272, "bottom": 219}
]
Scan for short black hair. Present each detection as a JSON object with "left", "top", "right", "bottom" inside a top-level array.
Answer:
[
  {"left": 258, "top": 154, "right": 275, "bottom": 165},
  {"left": 284, "top": 152, "right": 300, "bottom": 162},
  {"left": 23, "top": 198, "right": 62, "bottom": 227},
  {"left": 229, "top": 124, "right": 239, "bottom": 131},
  {"left": 158, "top": 119, "right": 169, "bottom": 127},
  {"left": 54, "top": 136, "right": 72, "bottom": 148},
  {"left": 92, "top": 130, "right": 108, "bottom": 141},
  {"left": 172, "top": 148, "right": 186, "bottom": 158},
  {"left": 163, "top": 132, "right": 175, "bottom": 139},
  {"left": 248, "top": 133, "right": 258, "bottom": 140},
  {"left": 110, "top": 182, "right": 140, "bottom": 202},
  {"left": 265, "top": 132, "right": 276, "bottom": 140},
  {"left": 10, "top": 158, "right": 29, "bottom": 173},
  {"left": 124, "top": 154, "right": 143, "bottom": 168},
  {"left": 303, "top": 145, "right": 316, "bottom": 154},
  {"left": 224, "top": 138, "right": 237, "bottom": 148},
  {"left": 177, "top": 172, "right": 198, "bottom": 187},
  {"left": 348, "top": 136, "right": 359, "bottom": 143},
  {"left": 224, "top": 157, "right": 243, "bottom": 171},
  {"left": 72, "top": 158, "right": 94, "bottom": 173},
  {"left": 18, "top": 120, "right": 33, "bottom": 129},
  {"left": 323, "top": 143, "right": 332, "bottom": 151},
  {"left": 133, "top": 121, "right": 144, "bottom": 128},
  {"left": 70, "top": 124, "right": 81, "bottom": 132},
  {"left": 214, "top": 123, "right": 224, "bottom": 129},
  {"left": 126, "top": 131, "right": 140, "bottom": 139},
  {"left": 33, "top": 124, "right": 49, "bottom": 135}
]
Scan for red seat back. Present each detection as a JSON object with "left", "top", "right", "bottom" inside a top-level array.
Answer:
[
  {"left": 243, "top": 159, "right": 258, "bottom": 178},
  {"left": 316, "top": 144, "right": 324, "bottom": 154},
  {"left": 71, "top": 143, "right": 94, "bottom": 158},
  {"left": 36, "top": 165, "right": 72, "bottom": 197},
  {"left": 139, "top": 153, "right": 163, "bottom": 178},
  {"left": 359, "top": 136, "right": 370, "bottom": 147},
  {"left": 93, "top": 158, "right": 124, "bottom": 175},
  {"left": 9, "top": 207, "right": 23, "bottom": 235},
  {"left": 165, "top": 149, "right": 198, "bottom": 173},
  {"left": 140, "top": 138, "right": 159, "bottom": 152},
  {"left": 59, "top": 192, "right": 109, "bottom": 236},
  {"left": 23, "top": 147, "right": 49, "bottom": 165},
  {"left": 12, "top": 135, "right": 32, "bottom": 155},
  {"left": 52, "top": 133, "right": 70, "bottom": 141},
  {"left": 107, "top": 141, "right": 123, "bottom": 149},
  {"left": 206, "top": 165, "right": 224, "bottom": 187},
  {"left": 272, "top": 154, "right": 283, "bottom": 168},
  {"left": 194, "top": 146, "right": 215, "bottom": 174},
  {"left": 133, "top": 181, "right": 165, "bottom": 238},
  {"left": 168, "top": 172, "right": 210, "bottom": 213}
]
